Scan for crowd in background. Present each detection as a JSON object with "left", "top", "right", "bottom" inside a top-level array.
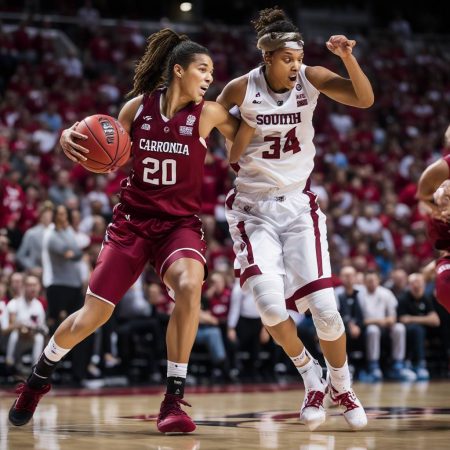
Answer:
[{"left": 0, "top": 6, "right": 449, "bottom": 386}]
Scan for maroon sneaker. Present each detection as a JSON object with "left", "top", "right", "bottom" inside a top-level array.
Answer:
[
  {"left": 9, "top": 383, "right": 51, "bottom": 426},
  {"left": 157, "top": 393, "right": 196, "bottom": 433}
]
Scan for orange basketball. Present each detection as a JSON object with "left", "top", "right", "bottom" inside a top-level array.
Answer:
[{"left": 74, "top": 114, "right": 131, "bottom": 173}]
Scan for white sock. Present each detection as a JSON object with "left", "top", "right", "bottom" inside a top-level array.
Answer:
[
  {"left": 290, "top": 348, "right": 308, "bottom": 367},
  {"left": 326, "top": 358, "right": 351, "bottom": 393},
  {"left": 298, "top": 358, "right": 324, "bottom": 391},
  {"left": 43, "top": 336, "right": 71, "bottom": 362},
  {"left": 167, "top": 361, "right": 188, "bottom": 379}
]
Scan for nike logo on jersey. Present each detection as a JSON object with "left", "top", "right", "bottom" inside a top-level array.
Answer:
[{"left": 143, "top": 115, "right": 152, "bottom": 121}]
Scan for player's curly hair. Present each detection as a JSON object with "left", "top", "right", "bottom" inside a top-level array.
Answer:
[
  {"left": 252, "top": 6, "right": 299, "bottom": 38},
  {"left": 128, "top": 28, "right": 210, "bottom": 98}
]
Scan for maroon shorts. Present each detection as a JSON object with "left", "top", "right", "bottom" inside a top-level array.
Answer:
[{"left": 88, "top": 205, "right": 207, "bottom": 305}]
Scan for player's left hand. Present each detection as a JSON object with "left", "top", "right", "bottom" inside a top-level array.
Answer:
[{"left": 326, "top": 35, "right": 356, "bottom": 58}]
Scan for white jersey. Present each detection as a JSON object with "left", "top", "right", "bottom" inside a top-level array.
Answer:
[{"left": 235, "top": 64, "right": 319, "bottom": 195}]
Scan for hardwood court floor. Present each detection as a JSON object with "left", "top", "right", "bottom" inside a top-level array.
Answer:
[{"left": 1, "top": 381, "right": 449, "bottom": 450}]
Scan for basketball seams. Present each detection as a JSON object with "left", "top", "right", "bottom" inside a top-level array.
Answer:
[
  {"left": 84, "top": 118, "right": 114, "bottom": 164},
  {"left": 74, "top": 114, "right": 130, "bottom": 173},
  {"left": 113, "top": 120, "right": 120, "bottom": 161}
]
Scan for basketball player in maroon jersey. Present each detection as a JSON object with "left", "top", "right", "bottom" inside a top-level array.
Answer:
[
  {"left": 417, "top": 124, "right": 450, "bottom": 313},
  {"left": 9, "top": 29, "right": 239, "bottom": 434}
]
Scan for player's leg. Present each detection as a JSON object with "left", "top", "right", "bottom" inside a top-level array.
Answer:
[
  {"left": 9, "top": 237, "right": 146, "bottom": 426},
  {"left": 226, "top": 194, "right": 326, "bottom": 430},
  {"left": 154, "top": 217, "right": 207, "bottom": 433},
  {"left": 284, "top": 193, "right": 366, "bottom": 430},
  {"left": 157, "top": 257, "right": 204, "bottom": 433},
  {"left": 435, "top": 258, "right": 450, "bottom": 313}
]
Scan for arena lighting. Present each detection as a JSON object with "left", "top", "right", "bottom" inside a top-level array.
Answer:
[{"left": 180, "top": 2, "right": 192, "bottom": 12}]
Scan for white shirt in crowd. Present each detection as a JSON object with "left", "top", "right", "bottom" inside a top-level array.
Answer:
[
  {"left": 227, "top": 281, "right": 260, "bottom": 329},
  {"left": 358, "top": 286, "right": 398, "bottom": 321},
  {"left": 0, "top": 300, "right": 8, "bottom": 331},
  {"left": 7, "top": 297, "right": 46, "bottom": 329}
]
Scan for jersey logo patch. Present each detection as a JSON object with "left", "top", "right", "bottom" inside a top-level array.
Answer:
[
  {"left": 252, "top": 99, "right": 262, "bottom": 104},
  {"left": 186, "top": 114, "right": 196, "bottom": 126},
  {"left": 296, "top": 84, "right": 302, "bottom": 91},
  {"left": 179, "top": 126, "right": 193, "bottom": 136},
  {"left": 141, "top": 123, "right": 151, "bottom": 130}
]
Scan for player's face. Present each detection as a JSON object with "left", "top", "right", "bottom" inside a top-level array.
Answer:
[
  {"left": 266, "top": 49, "right": 304, "bottom": 91},
  {"left": 179, "top": 53, "right": 214, "bottom": 102}
]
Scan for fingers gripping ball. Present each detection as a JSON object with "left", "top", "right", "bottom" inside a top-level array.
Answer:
[{"left": 74, "top": 115, "right": 131, "bottom": 173}]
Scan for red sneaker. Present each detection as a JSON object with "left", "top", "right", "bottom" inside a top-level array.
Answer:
[
  {"left": 157, "top": 393, "right": 196, "bottom": 433},
  {"left": 9, "top": 383, "right": 51, "bottom": 426}
]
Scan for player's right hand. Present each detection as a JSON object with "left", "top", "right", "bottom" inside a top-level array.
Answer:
[{"left": 60, "top": 121, "right": 89, "bottom": 163}]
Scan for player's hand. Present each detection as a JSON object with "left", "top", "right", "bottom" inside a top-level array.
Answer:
[
  {"left": 326, "top": 35, "right": 356, "bottom": 58},
  {"left": 60, "top": 121, "right": 89, "bottom": 163}
]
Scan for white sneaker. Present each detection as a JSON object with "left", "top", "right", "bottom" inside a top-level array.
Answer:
[
  {"left": 300, "top": 359, "right": 326, "bottom": 431},
  {"left": 300, "top": 389, "right": 326, "bottom": 430},
  {"left": 327, "top": 383, "right": 368, "bottom": 430}
]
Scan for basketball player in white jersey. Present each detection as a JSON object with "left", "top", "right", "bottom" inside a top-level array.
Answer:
[{"left": 217, "top": 7, "right": 374, "bottom": 431}]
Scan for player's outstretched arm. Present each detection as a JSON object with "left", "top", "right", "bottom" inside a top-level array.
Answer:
[{"left": 306, "top": 35, "right": 374, "bottom": 108}]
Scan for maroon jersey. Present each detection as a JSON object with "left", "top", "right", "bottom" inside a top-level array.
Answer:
[
  {"left": 120, "top": 89, "right": 207, "bottom": 217},
  {"left": 426, "top": 154, "right": 450, "bottom": 251}
]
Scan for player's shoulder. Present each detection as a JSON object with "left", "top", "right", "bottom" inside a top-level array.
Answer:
[
  {"left": 118, "top": 95, "right": 144, "bottom": 132},
  {"left": 219, "top": 74, "right": 250, "bottom": 107}
]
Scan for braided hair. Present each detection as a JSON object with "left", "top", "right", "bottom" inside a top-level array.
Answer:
[{"left": 128, "top": 28, "right": 210, "bottom": 98}]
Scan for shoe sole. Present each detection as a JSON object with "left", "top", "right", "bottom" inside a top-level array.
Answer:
[
  {"left": 8, "top": 401, "right": 32, "bottom": 426},
  {"left": 157, "top": 419, "right": 196, "bottom": 433}
]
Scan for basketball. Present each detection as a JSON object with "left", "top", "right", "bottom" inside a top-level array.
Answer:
[{"left": 74, "top": 115, "right": 131, "bottom": 173}]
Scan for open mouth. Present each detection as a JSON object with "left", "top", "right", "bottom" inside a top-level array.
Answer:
[
  {"left": 289, "top": 74, "right": 297, "bottom": 82},
  {"left": 200, "top": 86, "right": 209, "bottom": 95}
]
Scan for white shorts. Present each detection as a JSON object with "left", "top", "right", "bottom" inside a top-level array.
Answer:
[{"left": 225, "top": 186, "right": 333, "bottom": 311}]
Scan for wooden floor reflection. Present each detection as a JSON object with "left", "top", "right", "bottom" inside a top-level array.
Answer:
[{"left": 1, "top": 381, "right": 449, "bottom": 450}]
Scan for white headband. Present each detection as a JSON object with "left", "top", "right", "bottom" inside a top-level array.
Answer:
[{"left": 257, "top": 32, "right": 304, "bottom": 53}]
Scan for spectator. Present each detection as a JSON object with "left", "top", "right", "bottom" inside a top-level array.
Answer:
[
  {"left": 398, "top": 273, "right": 440, "bottom": 380},
  {"left": 384, "top": 268, "right": 409, "bottom": 301},
  {"left": 16, "top": 200, "right": 54, "bottom": 275},
  {"left": 337, "top": 266, "right": 365, "bottom": 361},
  {"left": 227, "top": 279, "right": 264, "bottom": 379},
  {"left": 7, "top": 272, "right": 24, "bottom": 300},
  {"left": 5, "top": 275, "right": 47, "bottom": 374},
  {"left": 359, "top": 271, "right": 416, "bottom": 382},
  {"left": 48, "top": 170, "right": 75, "bottom": 206},
  {"left": 42, "top": 204, "right": 90, "bottom": 385}
]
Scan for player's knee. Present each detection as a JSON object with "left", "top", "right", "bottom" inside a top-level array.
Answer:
[
  {"left": 257, "top": 299, "right": 289, "bottom": 327},
  {"left": 248, "top": 274, "right": 287, "bottom": 327},
  {"left": 308, "top": 290, "right": 344, "bottom": 341},
  {"left": 435, "top": 269, "right": 450, "bottom": 312},
  {"left": 312, "top": 310, "right": 345, "bottom": 341},
  {"left": 173, "top": 277, "right": 202, "bottom": 301}
]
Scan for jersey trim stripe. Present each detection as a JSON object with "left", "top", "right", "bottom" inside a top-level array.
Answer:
[
  {"left": 86, "top": 286, "right": 116, "bottom": 307},
  {"left": 237, "top": 221, "right": 255, "bottom": 264},
  {"left": 285, "top": 277, "right": 334, "bottom": 309},
  {"left": 159, "top": 248, "right": 207, "bottom": 278},
  {"left": 304, "top": 188, "right": 322, "bottom": 277},
  {"left": 240, "top": 265, "right": 263, "bottom": 287}
]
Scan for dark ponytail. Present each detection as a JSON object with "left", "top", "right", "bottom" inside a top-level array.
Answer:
[
  {"left": 128, "top": 28, "right": 210, "bottom": 98},
  {"left": 252, "top": 6, "right": 299, "bottom": 38}
]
